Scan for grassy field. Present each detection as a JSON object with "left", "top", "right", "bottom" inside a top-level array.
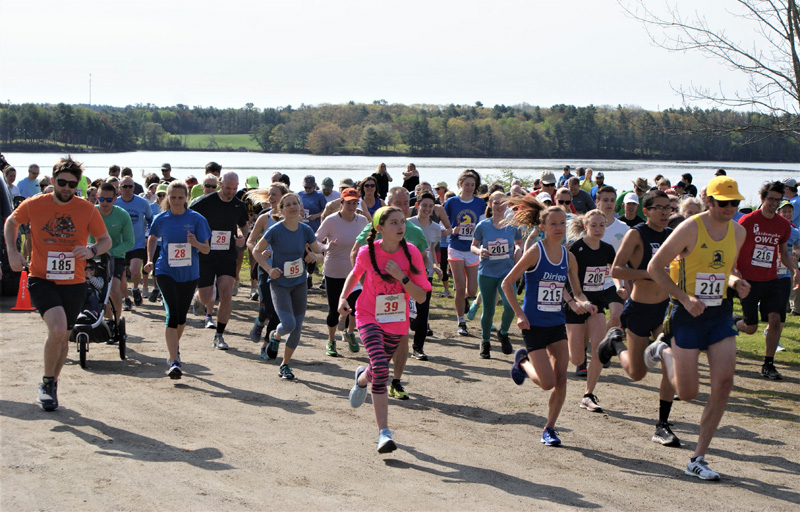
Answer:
[{"left": 181, "top": 134, "right": 260, "bottom": 151}]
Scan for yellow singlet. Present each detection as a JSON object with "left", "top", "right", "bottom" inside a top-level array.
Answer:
[{"left": 669, "top": 215, "right": 736, "bottom": 307}]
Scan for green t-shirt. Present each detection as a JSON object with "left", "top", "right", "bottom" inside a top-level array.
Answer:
[
  {"left": 89, "top": 205, "right": 135, "bottom": 258},
  {"left": 355, "top": 219, "right": 429, "bottom": 253},
  {"left": 190, "top": 184, "right": 205, "bottom": 202},
  {"left": 614, "top": 189, "right": 645, "bottom": 220}
]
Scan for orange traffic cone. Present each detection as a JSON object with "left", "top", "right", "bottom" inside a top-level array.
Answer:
[{"left": 11, "top": 270, "right": 36, "bottom": 311}]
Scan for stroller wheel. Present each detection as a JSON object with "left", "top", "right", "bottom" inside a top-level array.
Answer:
[{"left": 77, "top": 332, "right": 89, "bottom": 368}]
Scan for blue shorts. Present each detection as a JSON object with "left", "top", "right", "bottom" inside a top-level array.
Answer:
[
  {"left": 620, "top": 298, "right": 669, "bottom": 338},
  {"left": 666, "top": 300, "right": 737, "bottom": 350}
]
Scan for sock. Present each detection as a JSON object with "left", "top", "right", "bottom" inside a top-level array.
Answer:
[
  {"left": 612, "top": 338, "right": 627, "bottom": 355},
  {"left": 764, "top": 356, "right": 774, "bottom": 365},
  {"left": 391, "top": 378, "right": 400, "bottom": 386},
  {"left": 690, "top": 456, "right": 698, "bottom": 463},
  {"left": 659, "top": 399, "right": 673, "bottom": 424},
  {"left": 216, "top": 322, "right": 227, "bottom": 334},
  {"left": 43, "top": 376, "right": 55, "bottom": 383},
  {"left": 457, "top": 316, "right": 465, "bottom": 324},
  {"left": 254, "top": 319, "right": 264, "bottom": 327}
]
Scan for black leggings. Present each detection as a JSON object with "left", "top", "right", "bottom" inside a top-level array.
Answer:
[
  {"left": 412, "top": 277, "right": 433, "bottom": 351},
  {"left": 257, "top": 266, "right": 280, "bottom": 335},
  {"left": 439, "top": 246, "right": 449, "bottom": 283},
  {"left": 324, "top": 276, "right": 361, "bottom": 328},
  {"left": 156, "top": 274, "right": 197, "bottom": 328}
]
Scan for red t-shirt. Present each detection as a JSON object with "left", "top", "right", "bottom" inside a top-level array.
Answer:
[
  {"left": 13, "top": 194, "right": 108, "bottom": 285},
  {"left": 737, "top": 209, "right": 790, "bottom": 282}
]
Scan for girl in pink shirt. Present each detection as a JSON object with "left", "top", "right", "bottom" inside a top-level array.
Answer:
[{"left": 338, "top": 207, "right": 431, "bottom": 453}]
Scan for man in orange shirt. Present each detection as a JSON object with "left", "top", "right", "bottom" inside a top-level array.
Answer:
[{"left": 4, "top": 156, "right": 111, "bottom": 411}]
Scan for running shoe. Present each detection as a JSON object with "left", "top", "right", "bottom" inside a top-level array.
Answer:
[
  {"left": 259, "top": 344, "right": 269, "bottom": 360},
  {"left": 466, "top": 300, "right": 480, "bottom": 321},
  {"left": 132, "top": 289, "right": 143, "bottom": 307},
  {"left": 123, "top": 297, "right": 133, "bottom": 311},
  {"left": 389, "top": 381, "right": 409, "bottom": 400},
  {"left": 279, "top": 364, "right": 295, "bottom": 380},
  {"left": 204, "top": 316, "right": 216, "bottom": 329},
  {"left": 541, "top": 427, "right": 561, "bottom": 446},
  {"left": 776, "top": 343, "right": 786, "bottom": 352},
  {"left": 511, "top": 348, "right": 528, "bottom": 385},
  {"left": 36, "top": 378, "right": 58, "bottom": 412},
  {"left": 250, "top": 319, "right": 265, "bottom": 343},
  {"left": 232, "top": 280, "right": 239, "bottom": 297},
  {"left": 349, "top": 366, "right": 368, "bottom": 408},
  {"left": 644, "top": 334, "right": 669, "bottom": 369},
  {"left": 575, "top": 361, "right": 588, "bottom": 377},
  {"left": 168, "top": 360, "right": 182, "bottom": 379},
  {"left": 580, "top": 393, "right": 603, "bottom": 413},
  {"left": 597, "top": 327, "right": 625, "bottom": 366},
  {"left": 250, "top": 289, "right": 259, "bottom": 301},
  {"left": 148, "top": 289, "right": 161, "bottom": 303},
  {"left": 685, "top": 456, "right": 719, "bottom": 480},
  {"left": 213, "top": 333, "right": 228, "bottom": 350},
  {"left": 427, "top": 328, "right": 434, "bottom": 337},
  {"left": 653, "top": 421, "right": 680, "bottom": 447},
  {"left": 412, "top": 349, "right": 428, "bottom": 361},
  {"left": 479, "top": 342, "right": 491, "bottom": 359},
  {"left": 440, "top": 290, "right": 452, "bottom": 298},
  {"left": 457, "top": 323, "right": 469, "bottom": 336},
  {"left": 343, "top": 331, "right": 359, "bottom": 353},
  {"left": 761, "top": 362, "right": 782, "bottom": 380},
  {"left": 378, "top": 428, "right": 397, "bottom": 454},
  {"left": 267, "top": 331, "right": 280, "bottom": 360},
  {"left": 497, "top": 332, "right": 513, "bottom": 354},
  {"left": 326, "top": 340, "right": 339, "bottom": 357}
]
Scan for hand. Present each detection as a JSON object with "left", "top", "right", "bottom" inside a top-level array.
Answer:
[
  {"left": 338, "top": 298, "right": 352, "bottom": 317},
  {"left": 734, "top": 278, "right": 751, "bottom": 299},
  {"left": 186, "top": 231, "right": 197, "bottom": 247},
  {"left": 682, "top": 295, "right": 706, "bottom": 317},
  {"left": 327, "top": 238, "right": 338, "bottom": 248},
  {"left": 480, "top": 248, "right": 490, "bottom": 259},
  {"left": 260, "top": 248, "right": 272, "bottom": 259},
  {"left": 8, "top": 251, "right": 26, "bottom": 272},
  {"left": 433, "top": 266, "right": 443, "bottom": 280},
  {"left": 384, "top": 259, "right": 405, "bottom": 281},
  {"left": 268, "top": 267, "right": 282, "bottom": 279},
  {"left": 569, "top": 300, "right": 587, "bottom": 315},
  {"left": 143, "top": 261, "right": 154, "bottom": 273},
  {"left": 516, "top": 313, "right": 530, "bottom": 331},
  {"left": 235, "top": 235, "right": 246, "bottom": 248},
  {"left": 585, "top": 302, "right": 598, "bottom": 316},
  {"left": 616, "top": 287, "right": 629, "bottom": 301},
  {"left": 72, "top": 245, "right": 93, "bottom": 261}
]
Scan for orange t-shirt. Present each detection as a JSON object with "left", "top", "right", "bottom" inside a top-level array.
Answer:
[{"left": 12, "top": 193, "right": 108, "bottom": 285}]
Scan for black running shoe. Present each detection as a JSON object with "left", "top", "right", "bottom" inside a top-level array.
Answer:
[
  {"left": 37, "top": 378, "right": 58, "bottom": 411},
  {"left": 761, "top": 362, "right": 782, "bottom": 380},
  {"left": 479, "top": 342, "right": 491, "bottom": 359},
  {"left": 149, "top": 289, "right": 161, "bottom": 303},
  {"left": 652, "top": 421, "right": 680, "bottom": 447},
  {"left": 412, "top": 349, "right": 428, "bottom": 361},
  {"left": 598, "top": 327, "right": 624, "bottom": 365},
  {"left": 497, "top": 332, "right": 513, "bottom": 354},
  {"left": 132, "top": 289, "right": 143, "bottom": 307}
]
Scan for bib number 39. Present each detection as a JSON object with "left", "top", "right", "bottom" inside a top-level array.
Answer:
[{"left": 376, "top": 294, "right": 406, "bottom": 323}]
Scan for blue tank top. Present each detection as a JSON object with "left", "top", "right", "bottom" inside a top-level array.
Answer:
[{"left": 522, "top": 240, "right": 569, "bottom": 327}]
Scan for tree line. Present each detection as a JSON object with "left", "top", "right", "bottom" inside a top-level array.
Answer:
[{"left": 0, "top": 101, "right": 796, "bottom": 161}]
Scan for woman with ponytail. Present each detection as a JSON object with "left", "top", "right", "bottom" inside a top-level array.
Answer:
[{"left": 338, "top": 207, "right": 431, "bottom": 454}]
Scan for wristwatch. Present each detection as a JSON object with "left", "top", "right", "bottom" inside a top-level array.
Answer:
[
  {"left": 402, "top": 275, "right": 410, "bottom": 285},
  {"left": 90, "top": 245, "right": 98, "bottom": 256}
]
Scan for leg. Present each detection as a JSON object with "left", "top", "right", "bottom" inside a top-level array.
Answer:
[
  {"left": 42, "top": 307, "right": 70, "bottom": 379},
  {"left": 197, "top": 285, "right": 215, "bottom": 317},
  {"left": 497, "top": 282, "right": 516, "bottom": 334},
  {"left": 109, "top": 277, "right": 122, "bottom": 321},
  {"left": 620, "top": 330, "right": 650, "bottom": 381},
  {"left": 566, "top": 323, "right": 587, "bottom": 367},
  {"left": 764, "top": 311, "right": 782, "bottom": 358},
  {"left": 392, "top": 335, "right": 409, "bottom": 380},
  {"left": 478, "top": 274, "right": 497, "bottom": 344},
  {"left": 465, "top": 264, "right": 479, "bottom": 298},
  {"left": 215, "top": 274, "right": 235, "bottom": 325},
  {"left": 607, "top": 301, "right": 623, "bottom": 329},
  {"left": 450, "top": 259, "right": 467, "bottom": 317},
  {"left": 412, "top": 284, "right": 432, "bottom": 352},
  {"left": 130, "top": 257, "right": 143, "bottom": 292},
  {"left": 693, "top": 337, "right": 736, "bottom": 458},
  {"left": 545, "top": 340, "right": 570, "bottom": 429},
  {"left": 280, "top": 283, "right": 308, "bottom": 366},
  {"left": 584, "top": 313, "right": 607, "bottom": 395}
]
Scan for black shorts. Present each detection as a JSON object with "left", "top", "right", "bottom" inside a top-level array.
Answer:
[
  {"left": 125, "top": 248, "right": 147, "bottom": 265},
  {"left": 603, "top": 286, "right": 624, "bottom": 305},
  {"left": 760, "top": 278, "right": 792, "bottom": 323},
  {"left": 28, "top": 277, "right": 87, "bottom": 330},
  {"left": 741, "top": 279, "right": 783, "bottom": 325},
  {"left": 198, "top": 256, "right": 237, "bottom": 288},
  {"left": 522, "top": 324, "right": 567, "bottom": 352},
  {"left": 620, "top": 298, "right": 669, "bottom": 338},
  {"left": 112, "top": 257, "right": 126, "bottom": 280}
]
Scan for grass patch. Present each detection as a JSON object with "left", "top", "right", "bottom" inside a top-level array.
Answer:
[{"left": 182, "top": 134, "right": 261, "bottom": 151}]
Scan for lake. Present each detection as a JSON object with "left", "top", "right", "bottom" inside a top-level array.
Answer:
[{"left": 5, "top": 151, "right": 799, "bottom": 206}]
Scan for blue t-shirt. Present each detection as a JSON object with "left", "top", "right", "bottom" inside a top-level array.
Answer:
[
  {"left": 118, "top": 195, "right": 153, "bottom": 250},
  {"left": 473, "top": 218, "right": 522, "bottom": 278},
  {"left": 444, "top": 195, "right": 486, "bottom": 251},
  {"left": 17, "top": 177, "right": 40, "bottom": 198},
  {"left": 778, "top": 225, "right": 799, "bottom": 278},
  {"left": 149, "top": 209, "right": 212, "bottom": 283},
  {"left": 262, "top": 221, "right": 317, "bottom": 287},
  {"left": 522, "top": 241, "right": 569, "bottom": 328},
  {"left": 298, "top": 190, "right": 328, "bottom": 232}
]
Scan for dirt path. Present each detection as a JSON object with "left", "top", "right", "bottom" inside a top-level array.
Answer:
[{"left": 1, "top": 287, "right": 798, "bottom": 511}]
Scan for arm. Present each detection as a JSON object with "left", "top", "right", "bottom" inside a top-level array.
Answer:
[
  {"left": 246, "top": 215, "right": 268, "bottom": 253},
  {"left": 79, "top": 232, "right": 111, "bottom": 261},
  {"left": 501, "top": 244, "right": 540, "bottom": 329},
  {"left": 611, "top": 229, "right": 650, "bottom": 281},
  {"left": 252, "top": 237, "right": 281, "bottom": 279},
  {"left": 143, "top": 235, "right": 158, "bottom": 273},
  {"left": 337, "top": 269, "right": 364, "bottom": 317},
  {"left": 188, "top": 230, "right": 210, "bottom": 255},
  {"left": 565, "top": 252, "right": 593, "bottom": 315},
  {"left": 384, "top": 259, "right": 427, "bottom": 303},
  {"left": 434, "top": 205, "right": 452, "bottom": 231},
  {"left": 470, "top": 237, "right": 489, "bottom": 258},
  {"left": 118, "top": 212, "right": 135, "bottom": 255},
  {"left": 647, "top": 220, "right": 706, "bottom": 317},
  {"left": 4, "top": 216, "right": 25, "bottom": 271}
]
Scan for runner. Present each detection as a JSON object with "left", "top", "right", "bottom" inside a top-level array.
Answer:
[
  {"left": 4, "top": 156, "right": 111, "bottom": 411},
  {"left": 565, "top": 209, "right": 617, "bottom": 412},
  {"left": 144, "top": 181, "right": 211, "bottom": 379},
  {"left": 246, "top": 183, "right": 289, "bottom": 358},
  {"left": 645, "top": 175, "right": 750, "bottom": 480},
  {"left": 501, "top": 196, "right": 593, "bottom": 447},
  {"left": 117, "top": 176, "right": 153, "bottom": 310},
  {"left": 733, "top": 181, "right": 794, "bottom": 379},
  {"left": 358, "top": 175, "right": 385, "bottom": 223},
  {"left": 252, "top": 193, "right": 323, "bottom": 380},
  {"left": 596, "top": 186, "right": 629, "bottom": 329},
  {"left": 601, "top": 189, "right": 680, "bottom": 446},
  {"left": 190, "top": 172, "right": 249, "bottom": 350},
  {"left": 470, "top": 191, "right": 522, "bottom": 359},
  {"left": 767, "top": 201, "right": 799, "bottom": 351},
  {"left": 315, "top": 187, "right": 368, "bottom": 357},
  {"left": 340, "top": 206, "right": 431, "bottom": 453},
  {"left": 445, "top": 169, "right": 486, "bottom": 336}
]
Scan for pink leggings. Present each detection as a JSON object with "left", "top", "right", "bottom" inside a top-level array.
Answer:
[{"left": 358, "top": 323, "right": 404, "bottom": 395}]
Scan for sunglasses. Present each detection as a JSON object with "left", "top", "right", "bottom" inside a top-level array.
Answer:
[
  {"left": 363, "top": 183, "right": 376, "bottom": 188},
  {"left": 121, "top": 185, "right": 134, "bottom": 189},
  {"left": 557, "top": 200, "right": 571, "bottom": 205},
  {"left": 713, "top": 198, "right": 741, "bottom": 208},
  {"left": 56, "top": 178, "right": 78, "bottom": 188},
  {"left": 98, "top": 196, "right": 114, "bottom": 203},
  {"left": 204, "top": 183, "right": 217, "bottom": 188}
]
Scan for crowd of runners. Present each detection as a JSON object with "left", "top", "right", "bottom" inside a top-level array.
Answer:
[{"left": 2, "top": 155, "right": 798, "bottom": 478}]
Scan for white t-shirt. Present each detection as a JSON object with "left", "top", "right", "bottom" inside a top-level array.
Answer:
[
  {"left": 602, "top": 218, "right": 629, "bottom": 252},
  {"left": 323, "top": 190, "right": 341, "bottom": 203}
]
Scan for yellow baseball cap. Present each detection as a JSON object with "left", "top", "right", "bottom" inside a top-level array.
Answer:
[{"left": 706, "top": 176, "right": 744, "bottom": 201}]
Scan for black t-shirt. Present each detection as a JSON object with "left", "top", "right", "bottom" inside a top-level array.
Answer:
[
  {"left": 236, "top": 188, "right": 263, "bottom": 218},
  {"left": 632, "top": 223, "right": 672, "bottom": 270},
  {"left": 190, "top": 192, "right": 249, "bottom": 260},
  {"left": 402, "top": 176, "right": 419, "bottom": 193},
  {"left": 372, "top": 172, "right": 390, "bottom": 201},
  {"left": 621, "top": 215, "right": 643, "bottom": 228},
  {"left": 567, "top": 238, "right": 616, "bottom": 301}
]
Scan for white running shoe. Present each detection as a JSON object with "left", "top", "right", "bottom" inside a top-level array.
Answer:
[
  {"left": 685, "top": 456, "right": 720, "bottom": 480},
  {"left": 644, "top": 334, "right": 668, "bottom": 369}
]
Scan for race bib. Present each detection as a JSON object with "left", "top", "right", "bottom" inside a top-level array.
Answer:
[
  {"left": 210, "top": 230, "right": 231, "bottom": 251},
  {"left": 777, "top": 259, "right": 788, "bottom": 275},
  {"left": 376, "top": 294, "right": 406, "bottom": 323},
  {"left": 283, "top": 257, "right": 303, "bottom": 278},
  {"left": 750, "top": 244, "right": 775, "bottom": 268},
  {"left": 168, "top": 243, "right": 191, "bottom": 267},
  {"left": 304, "top": 209, "right": 310, "bottom": 220},
  {"left": 488, "top": 239, "right": 510, "bottom": 260},
  {"left": 583, "top": 265, "right": 608, "bottom": 292},
  {"left": 457, "top": 223, "right": 475, "bottom": 241},
  {"left": 537, "top": 280, "right": 564, "bottom": 312},
  {"left": 46, "top": 251, "right": 75, "bottom": 280},
  {"left": 409, "top": 297, "right": 417, "bottom": 319},
  {"left": 694, "top": 272, "right": 725, "bottom": 306}
]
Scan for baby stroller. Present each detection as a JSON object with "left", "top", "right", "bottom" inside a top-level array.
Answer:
[{"left": 70, "top": 254, "right": 127, "bottom": 368}]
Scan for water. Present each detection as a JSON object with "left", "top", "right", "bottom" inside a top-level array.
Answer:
[{"left": 5, "top": 151, "right": 798, "bottom": 206}]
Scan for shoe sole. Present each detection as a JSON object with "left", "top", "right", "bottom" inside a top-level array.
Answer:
[
  {"left": 540, "top": 439, "right": 561, "bottom": 446},
  {"left": 580, "top": 403, "right": 603, "bottom": 413},
  {"left": 684, "top": 469, "right": 719, "bottom": 481},
  {"left": 378, "top": 440, "right": 397, "bottom": 454},
  {"left": 168, "top": 368, "right": 182, "bottom": 379},
  {"left": 389, "top": 390, "right": 409, "bottom": 400},
  {"left": 36, "top": 399, "right": 58, "bottom": 412},
  {"left": 653, "top": 435, "right": 680, "bottom": 447},
  {"left": 326, "top": 351, "right": 339, "bottom": 357}
]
